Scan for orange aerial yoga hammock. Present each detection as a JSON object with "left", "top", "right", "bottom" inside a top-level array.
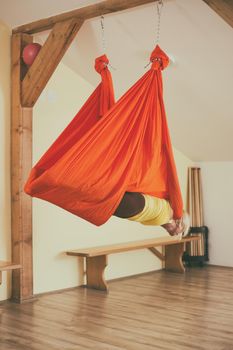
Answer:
[{"left": 25, "top": 46, "right": 183, "bottom": 226}]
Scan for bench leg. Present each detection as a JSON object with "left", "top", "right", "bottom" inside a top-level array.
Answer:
[
  {"left": 86, "top": 255, "right": 108, "bottom": 291},
  {"left": 165, "top": 243, "right": 185, "bottom": 273}
]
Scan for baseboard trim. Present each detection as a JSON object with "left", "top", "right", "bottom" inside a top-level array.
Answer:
[
  {"left": 207, "top": 263, "right": 233, "bottom": 270},
  {"left": 108, "top": 269, "right": 163, "bottom": 284},
  {"left": 34, "top": 270, "right": 163, "bottom": 297},
  {"left": 34, "top": 285, "right": 82, "bottom": 298},
  {"left": 1, "top": 264, "right": 232, "bottom": 303}
]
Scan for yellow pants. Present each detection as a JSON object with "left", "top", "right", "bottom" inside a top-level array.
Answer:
[{"left": 128, "top": 194, "right": 172, "bottom": 226}]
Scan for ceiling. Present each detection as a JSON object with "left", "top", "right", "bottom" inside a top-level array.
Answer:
[{"left": 1, "top": 0, "right": 233, "bottom": 161}]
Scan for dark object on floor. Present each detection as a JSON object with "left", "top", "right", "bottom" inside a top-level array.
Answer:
[{"left": 183, "top": 226, "right": 209, "bottom": 267}]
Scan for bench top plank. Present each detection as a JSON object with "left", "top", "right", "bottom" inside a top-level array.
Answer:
[
  {"left": 66, "top": 236, "right": 200, "bottom": 258},
  {"left": 0, "top": 261, "right": 21, "bottom": 271}
]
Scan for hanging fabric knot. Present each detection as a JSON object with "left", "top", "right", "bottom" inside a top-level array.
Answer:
[
  {"left": 95, "top": 54, "right": 109, "bottom": 74},
  {"left": 150, "top": 45, "right": 169, "bottom": 70},
  {"left": 94, "top": 55, "right": 115, "bottom": 118}
]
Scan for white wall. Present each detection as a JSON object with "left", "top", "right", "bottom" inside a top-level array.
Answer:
[
  {"left": 199, "top": 162, "right": 233, "bottom": 267},
  {"left": 0, "top": 21, "right": 11, "bottom": 300},
  {"left": 33, "top": 61, "right": 193, "bottom": 294}
]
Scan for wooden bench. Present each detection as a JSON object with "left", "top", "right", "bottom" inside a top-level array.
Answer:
[
  {"left": 0, "top": 261, "right": 21, "bottom": 285},
  {"left": 66, "top": 236, "right": 200, "bottom": 291}
]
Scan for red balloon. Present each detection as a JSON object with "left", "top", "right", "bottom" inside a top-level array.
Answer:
[{"left": 22, "top": 43, "right": 42, "bottom": 66}]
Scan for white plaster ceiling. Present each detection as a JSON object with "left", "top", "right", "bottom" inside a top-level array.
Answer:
[{"left": 1, "top": 0, "right": 233, "bottom": 161}]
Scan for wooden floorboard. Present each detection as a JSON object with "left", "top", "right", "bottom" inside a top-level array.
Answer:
[{"left": 0, "top": 266, "right": 233, "bottom": 349}]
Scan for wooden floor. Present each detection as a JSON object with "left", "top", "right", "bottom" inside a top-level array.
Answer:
[{"left": 0, "top": 266, "right": 233, "bottom": 350}]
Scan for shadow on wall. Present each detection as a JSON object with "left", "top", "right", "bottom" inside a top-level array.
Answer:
[{"left": 0, "top": 20, "right": 11, "bottom": 298}]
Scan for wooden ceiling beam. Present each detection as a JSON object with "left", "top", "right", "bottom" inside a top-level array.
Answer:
[
  {"left": 203, "top": 0, "right": 233, "bottom": 28},
  {"left": 13, "top": 0, "right": 157, "bottom": 34},
  {"left": 21, "top": 18, "right": 83, "bottom": 107}
]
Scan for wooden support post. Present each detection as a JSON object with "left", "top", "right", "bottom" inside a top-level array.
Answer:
[
  {"left": 164, "top": 243, "right": 185, "bottom": 273},
  {"left": 21, "top": 18, "right": 83, "bottom": 107},
  {"left": 11, "top": 18, "right": 83, "bottom": 301},
  {"left": 86, "top": 255, "right": 108, "bottom": 291},
  {"left": 11, "top": 33, "right": 34, "bottom": 302}
]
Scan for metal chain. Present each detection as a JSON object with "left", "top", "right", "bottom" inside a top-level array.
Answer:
[
  {"left": 156, "top": 0, "right": 164, "bottom": 45},
  {"left": 144, "top": 0, "right": 164, "bottom": 68},
  {"left": 100, "top": 15, "right": 116, "bottom": 70},
  {"left": 100, "top": 15, "right": 106, "bottom": 53}
]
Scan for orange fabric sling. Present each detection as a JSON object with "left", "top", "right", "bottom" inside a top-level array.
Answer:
[{"left": 25, "top": 46, "right": 183, "bottom": 226}]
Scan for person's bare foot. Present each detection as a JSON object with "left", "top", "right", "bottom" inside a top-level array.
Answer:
[
  {"left": 162, "top": 219, "right": 185, "bottom": 237},
  {"left": 161, "top": 207, "right": 187, "bottom": 237},
  {"left": 162, "top": 209, "right": 191, "bottom": 238}
]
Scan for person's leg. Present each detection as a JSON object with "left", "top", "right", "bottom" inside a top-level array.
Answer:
[
  {"left": 113, "top": 192, "right": 145, "bottom": 218},
  {"left": 114, "top": 192, "right": 186, "bottom": 237}
]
